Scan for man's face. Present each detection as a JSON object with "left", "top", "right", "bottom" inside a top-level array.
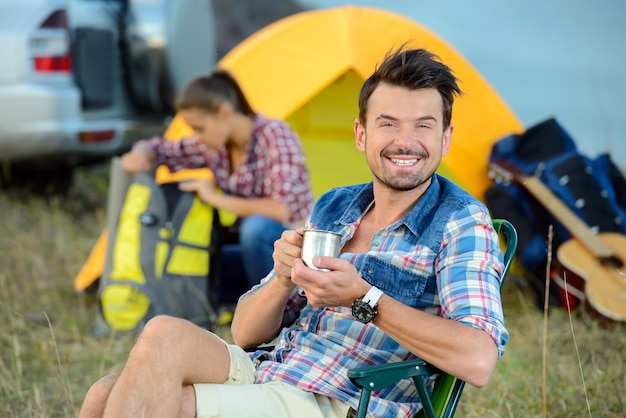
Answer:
[
  {"left": 354, "top": 84, "right": 452, "bottom": 192},
  {"left": 179, "top": 106, "right": 230, "bottom": 151}
]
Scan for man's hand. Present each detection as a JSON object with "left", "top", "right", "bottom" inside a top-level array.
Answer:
[
  {"left": 291, "top": 250, "right": 370, "bottom": 308},
  {"left": 231, "top": 229, "right": 303, "bottom": 348},
  {"left": 271, "top": 229, "right": 305, "bottom": 290}
]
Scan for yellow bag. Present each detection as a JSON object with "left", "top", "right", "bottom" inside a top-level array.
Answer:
[{"left": 98, "top": 172, "right": 220, "bottom": 332}]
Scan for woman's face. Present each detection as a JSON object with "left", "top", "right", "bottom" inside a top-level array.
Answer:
[{"left": 179, "top": 105, "right": 231, "bottom": 150}]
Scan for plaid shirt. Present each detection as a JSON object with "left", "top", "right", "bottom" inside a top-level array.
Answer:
[
  {"left": 247, "top": 175, "right": 508, "bottom": 416},
  {"left": 139, "top": 114, "right": 314, "bottom": 225}
]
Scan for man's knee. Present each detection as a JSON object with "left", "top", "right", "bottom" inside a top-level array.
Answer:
[
  {"left": 137, "top": 315, "right": 184, "bottom": 345},
  {"left": 90, "top": 373, "right": 119, "bottom": 399},
  {"left": 78, "top": 374, "right": 119, "bottom": 418},
  {"left": 131, "top": 315, "right": 186, "bottom": 357}
]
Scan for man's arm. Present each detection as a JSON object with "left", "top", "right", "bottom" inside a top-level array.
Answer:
[
  {"left": 368, "top": 209, "right": 505, "bottom": 387},
  {"left": 290, "top": 255, "right": 500, "bottom": 387},
  {"left": 230, "top": 275, "right": 294, "bottom": 348},
  {"left": 372, "top": 296, "right": 499, "bottom": 387},
  {"left": 230, "top": 230, "right": 304, "bottom": 348}
]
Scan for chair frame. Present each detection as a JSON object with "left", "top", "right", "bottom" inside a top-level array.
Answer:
[{"left": 347, "top": 219, "right": 518, "bottom": 418}]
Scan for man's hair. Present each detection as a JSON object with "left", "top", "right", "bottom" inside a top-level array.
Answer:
[
  {"left": 358, "top": 47, "right": 462, "bottom": 129},
  {"left": 175, "top": 70, "right": 255, "bottom": 117}
]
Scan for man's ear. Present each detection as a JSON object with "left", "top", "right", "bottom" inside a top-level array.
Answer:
[
  {"left": 354, "top": 119, "right": 366, "bottom": 152},
  {"left": 442, "top": 123, "right": 454, "bottom": 156}
]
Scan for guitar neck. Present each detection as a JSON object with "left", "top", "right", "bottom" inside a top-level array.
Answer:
[{"left": 521, "top": 176, "right": 614, "bottom": 258}]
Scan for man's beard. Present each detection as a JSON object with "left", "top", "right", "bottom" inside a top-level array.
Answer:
[{"left": 372, "top": 170, "right": 428, "bottom": 192}]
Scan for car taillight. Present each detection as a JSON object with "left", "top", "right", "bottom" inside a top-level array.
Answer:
[
  {"left": 79, "top": 130, "right": 116, "bottom": 143},
  {"left": 30, "top": 9, "right": 72, "bottom": 74},
  {"left": 33, "top": 56, "right": 72, "bottom": 72}
]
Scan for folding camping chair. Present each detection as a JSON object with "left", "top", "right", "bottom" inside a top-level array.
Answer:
[{"left": 347, "top": 219, "right": 518, "bottom": 418}]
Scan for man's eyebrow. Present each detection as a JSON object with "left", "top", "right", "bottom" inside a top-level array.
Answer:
[
  {"left": 376, "top": 113, "right": 400, "bottom": 122},
  {"left": 375, "top": 114, "right": 438, "bottom": 123},
  {"left": 415, "top": 115, "right": 438, "bottom": 123}
]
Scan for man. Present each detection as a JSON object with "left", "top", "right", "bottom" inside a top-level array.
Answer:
[{"left": 78, "top": 47, "right": 508, "bottom": 418}]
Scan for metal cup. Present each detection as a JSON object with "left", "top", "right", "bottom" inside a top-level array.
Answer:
[{"left": 301, "top": 229, "right": 342, "bottom": 271}]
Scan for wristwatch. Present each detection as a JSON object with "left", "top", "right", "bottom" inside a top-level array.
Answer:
[{"left": 351, "top": 286, "right": 384, "bottom": 323}]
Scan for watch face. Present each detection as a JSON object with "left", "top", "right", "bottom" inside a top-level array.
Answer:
[{"left": 352, "top": 300, "right": 375, "bottom": 323}]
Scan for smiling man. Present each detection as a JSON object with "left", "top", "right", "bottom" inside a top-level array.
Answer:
[{"left": 78, "top": 46, "right": 508, "bottom": 418}]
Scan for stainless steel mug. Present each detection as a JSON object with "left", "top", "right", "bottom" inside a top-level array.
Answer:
[{"left": 301, "top": 229, "right": 342, "bottom": 271}]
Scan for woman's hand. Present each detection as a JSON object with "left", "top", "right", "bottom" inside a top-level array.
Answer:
[
  {"left": 120, "top": 150, "right": 153, "bottom": 175},
  {"left": 178, "top": 178, "right": 218, "bottom": 205}
]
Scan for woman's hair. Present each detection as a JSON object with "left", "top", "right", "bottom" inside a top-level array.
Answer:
[
  {"left": 358, "top": 46, "right": 462, "bottom": 129},
  {"left": 175, "top": 70, "right": 255, "bottom": 117}
]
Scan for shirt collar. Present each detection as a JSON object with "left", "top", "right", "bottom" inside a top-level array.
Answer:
[{"left": 337, "top": 175, "right": 444, "bottom": 237}]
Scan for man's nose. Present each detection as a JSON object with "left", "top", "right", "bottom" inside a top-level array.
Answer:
[{"left": 393, "top": 125, "right": 414, "bottom": 147}]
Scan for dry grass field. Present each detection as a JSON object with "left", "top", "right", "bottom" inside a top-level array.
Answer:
[{"left": 1, "top": 165, "right": 624, "bottom": 417}]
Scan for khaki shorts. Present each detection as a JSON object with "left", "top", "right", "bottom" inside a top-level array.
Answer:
[{"left": 193, "top": 341, "right": 351, "bottom": 418}]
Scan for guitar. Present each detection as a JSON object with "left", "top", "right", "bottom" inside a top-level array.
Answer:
[{"left": 489, "top": 159, "right": 626, "bottom": 324}]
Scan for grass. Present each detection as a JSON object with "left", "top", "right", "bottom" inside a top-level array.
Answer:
[
  {"left": 461, "top": 281, "right": 625, "bottom": 417},
  {"left": 0, "top": 165, "right": 624, "bottom": 417}
]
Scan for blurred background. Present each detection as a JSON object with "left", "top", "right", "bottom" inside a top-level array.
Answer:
[
  {"left": 215, "top": 0, "right": 626, "bottom": 176},
  {"left": 1, "top": 2, "right": 625, "bottom": 416},
  {"left": 305, "top": 0, "right": 626, "bottom": 169},
  {"left": 1, "top": 0, "right": 623, "bottom": 194}
]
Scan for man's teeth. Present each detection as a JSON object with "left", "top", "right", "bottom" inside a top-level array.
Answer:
[{"left": 390, "top": 158, "right": 417, "bottom": 166}]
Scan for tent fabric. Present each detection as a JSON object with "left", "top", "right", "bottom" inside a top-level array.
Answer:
[
  {"left": 75, "top": 5, "right": 523, "bottom": 292},
  {"left": 217, "top": 5, "right": 524, "bottom": 199}
]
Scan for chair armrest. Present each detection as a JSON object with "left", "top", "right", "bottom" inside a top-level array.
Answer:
[
  {"left": 348, "top": 359, "right": 440, "bottom": 418},
  {"left": 347, "top": 359, "right": 438, "bottom": 391}
]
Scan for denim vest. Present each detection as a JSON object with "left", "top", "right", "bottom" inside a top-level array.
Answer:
[{"left": 307, "top": 174, "right": 494, "bottom": 309}]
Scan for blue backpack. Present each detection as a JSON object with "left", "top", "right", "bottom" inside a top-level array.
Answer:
[{"left": 486, "top": 118, "right": 626, "bottom": 308}]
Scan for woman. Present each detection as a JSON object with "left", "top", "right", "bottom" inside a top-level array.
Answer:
[{"left": 121, "top": 70, "right": 315, "bottom": 309}]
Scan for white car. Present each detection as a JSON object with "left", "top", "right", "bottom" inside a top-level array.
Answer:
[{"left": 0, "top": 0, "right": 216, "bottom": 191}]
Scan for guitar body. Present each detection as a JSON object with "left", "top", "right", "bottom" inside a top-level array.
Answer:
[{"left": 557, "top": 232, "right": 626, "bottom": 323}]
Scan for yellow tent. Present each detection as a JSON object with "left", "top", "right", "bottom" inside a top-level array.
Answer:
[
  {"left": 216, "top": 5, "right": 523, "bottom": 198},
  {"left": 75, "top": 5, "right": 523, "bottom": 292}
]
